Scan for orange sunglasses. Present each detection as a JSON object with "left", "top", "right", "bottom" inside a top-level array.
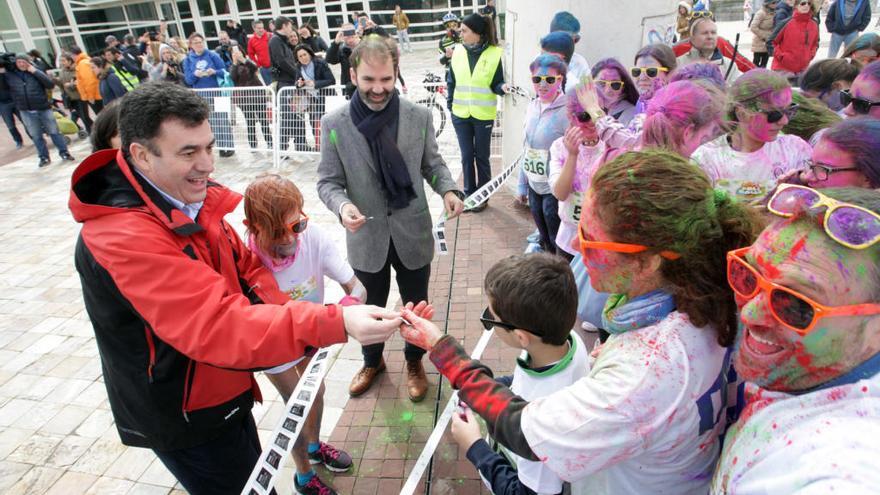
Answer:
[
  {"left": 577, "top": 223, "right": 681, "bottom": 260},
  {"left": 727, "top": 247, "right": 880, "bottom": 335},
  {"left": 286, "top": 212, "right": 309, "bottom": 235}
]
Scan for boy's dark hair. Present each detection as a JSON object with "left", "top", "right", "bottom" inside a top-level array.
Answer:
[
  {"left": 90, "top": 99, "right": 122, "bottom": 152},
  {"left": 118, "top": 81, "right": 209, "bottom": 157},
  {"left": 484, "top": 254, "right": 577, "bottom": 346}
]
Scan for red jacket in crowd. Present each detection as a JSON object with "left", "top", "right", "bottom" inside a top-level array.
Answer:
[
  {"left": 672, "top": 36, "right": 756, "bottom": 74},
  {"left": 771, "top": 11, "right": 819, "bottom": 75},
  {"left": 70, "top": 148, "right": 346, "bottom": 451},
  {"left": 247, "top": 31, "right": 273, "bottom": 69}
]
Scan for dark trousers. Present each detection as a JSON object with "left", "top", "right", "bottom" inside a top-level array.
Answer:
[
  {"left": 76, "top": 99, "right": 94, "bottom": 133},
  {"left": 354, "top": 240, "right": 430, "bottom": 367},
  {"left": 0, "top": 100, "right": 23, "bottom": 145},
  {"left": 452, "top": 115, "right": 494, "bottom": 196},
  {"left": 154, "top": 414, "right": 270, "bottom": 495},
  {"left": 88, "top": 99, "right": 104, "bottom": 116},
  {"left": 752, "top": 51, "right": 769, "bottom": 68},
  {"left": 527, "top": 186, "right": 561, "bottom": 255}
]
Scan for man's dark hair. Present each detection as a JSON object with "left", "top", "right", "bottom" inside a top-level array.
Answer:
[
  {"left": 104, "top": 47, "right": 121, "bottom": 56},
  {"left": 274, "top": 16, "right": 293, "bottom": 30},
  {"left": 252, "top": 19, "right": 264, "bottom": 28},
  {"left": 70, "top": 45, "right": 83, "bottom": 55},
  {"left": 123, "top": 34, "right": 135, "bottom": 44},
  {"left": 119, "top": 82, "right": 209, "bottom": 157},
  {"left": 484, "top": 254, "right": 577, "bottom": 346},
  {"left": 350, "top": 34, "right": 399, "bottom": 73}
]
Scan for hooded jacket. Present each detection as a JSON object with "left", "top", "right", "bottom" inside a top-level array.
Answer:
[
  {"left": 825, "top": 0, "right": 872, "bottom": 35},
  {"left": 183, "top": 49, "right": 227, "bottom": 88},
  {"left": 672, "top": 36, "right": 756, "bottom": 76},
  {"left": 3, "top": 67, "right": 54, "bottom": 111},
  {"left": 772, "top": 10, "right": 820, "bottom": 74},
  {"left": 70, "top": 149, "right": 346, "bottom": 451},
  {"left": 247, "top": 31, "right": 273, "bottom": 69},
  {"left": 75, "top": 52, "right": 102, "bottom": 101}
]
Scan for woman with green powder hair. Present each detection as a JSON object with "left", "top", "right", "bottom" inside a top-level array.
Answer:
[{"left": 396, "top": 149, "right": 763, "bottom": 494}]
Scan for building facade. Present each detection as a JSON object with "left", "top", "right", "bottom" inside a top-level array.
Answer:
[{"left": 0, "top": 0, "right": 490, "bottom": 60}]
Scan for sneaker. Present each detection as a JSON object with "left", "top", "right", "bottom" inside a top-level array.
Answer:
[
  {"left": 15, "top": 142, "right": 23, "bottom": 150},
  {"left": 526, "top": 229, "right": 541, "bottom": 244},
  {"left": 61, "top": 153, "right": 76, "bottom": 162},
  {"left": 307, "top": 442, "right": 353, "bottom": 472},
  {"left": 294, "top": 473, "right": 337, "bottom": 495},
  {"left": 38, "top": 158, "right": 50, "bottom": 168}
]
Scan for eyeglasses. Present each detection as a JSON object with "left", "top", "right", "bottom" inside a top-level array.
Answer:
[
  {"left": 798, "top": 0, "right": 810, "bottom": 6},
  {"left": 767, "top": 184, "right": 880, "bottom": 249},
  {"left": 531, "top": 75, "right": 560, "bottom": 85},
  {"left": 802, "top": 159, "right": 862, "bottom": 182},
  {"left": 840, "top": 90, "right": 880, "bottom": 115},
  {"left": 630, "top": 67, "right": 668, "bottom": 78},
  {"left": 596, "top": 80, "right": 624, "bottom": 91},
  {"left": 577, "top": 223, "right": 681, "bottom": 261},
  {"left": 479, "top": 307, "right": 519, "bottom": 332},
  {"left": 754, "top": 103, "right": 799, "bottom": 123},
  {"left": 286, "top": 212, "right": 309, "bottom": 235},
  {"left": 727, "top": 247, "right": 880, "bottom": 334}
]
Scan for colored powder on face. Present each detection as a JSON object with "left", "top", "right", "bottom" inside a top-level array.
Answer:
[{"left": 329, "top": 128, "right": 338, "bottom": 146}]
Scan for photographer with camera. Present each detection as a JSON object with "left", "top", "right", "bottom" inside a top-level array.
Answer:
[
  {"left": 326, "top": 23, "right": 360, "bottom": 98},
  {"left": 1, "top": 54, "right": 75, "bottom": 168}
]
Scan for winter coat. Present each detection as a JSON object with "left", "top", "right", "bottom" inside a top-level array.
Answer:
[
  {"left": 392, "top": 12, "right": 410, "bottom": 30},
  {"left": 75, "top": 53, "right": 102, "bottom": 101},
  {"left": 99, "top": 70, "right": 128, "bottom": 104},
  {"left": 58, "top": 66, "right": 81, "bottom": 101},
  {"left": 772, "top": 11, "right": 820, "bottom": 73},
  {"left": 247, "top": 32, "right": 272, "bottom": 69},
  {"left": 825, "top": 0, "right": 872, "bottom": 35},
  {"left": 774, "top": 0, "right": 793, "bottom": 27},
  {"left": 183, "top": 49, "right": 227, "bottom": 89},
  {"left": 268, "top": 34, "right": 300, "bottom": 88},
  {"left": 4, "top": 68, "right": 54, "bottom": 111},
  {"left": 302, "top": 35, "right": 329, "bottom": 54},
  {"left": 676, "top": 2, "right": 693, "bottom": 40},
  {"left": 326, "top": 41, "right": 354, "bottom": 96},
  {"left": 70, "top": 149, "right": 345, "bottom": 451},
  {"left": 750, "top": 7, "right": 776, "bottom": 53}
]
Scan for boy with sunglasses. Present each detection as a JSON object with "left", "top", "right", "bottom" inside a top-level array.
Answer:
[
  {"left": 713, "top": 186, "right": 880, "bottom": 494},
  {"left": 448, "top": 253, "right": 589, "bottom": 495},
  {"left": 243, "top": 174, "right": 363, "bottom": 495}
]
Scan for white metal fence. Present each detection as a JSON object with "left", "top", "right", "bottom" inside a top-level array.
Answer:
[{"left": 194, "top": 80, "right": 517, "bottom": 167}]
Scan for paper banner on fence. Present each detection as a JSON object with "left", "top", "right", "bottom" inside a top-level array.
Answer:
[
  {"left": 215, "top": 96, "right": 232, "bottom": 114},
  {"left": 325, "top": 95, "right": 348, "bottom": 114},
  {"left": 241, "top": 345, "right": 339, "bottom": 495},
  {"left": 433, "top": 153, "right": 523, "bottom": 256}
]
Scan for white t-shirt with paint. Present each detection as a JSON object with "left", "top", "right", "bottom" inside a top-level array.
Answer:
[
  {"left": 521, "top": 312, "right": 731, "bottom": 495},
  {"left": 565, "top": 53, "right": 592, "bottom": 94},
  {"left": 262, "top": 224, "right": 354, "bottom": 374},
  {"left": 548, "top": 137, "right": 606, "bottom": 256},
  {"left": 691, "top": 134, "right": 812, "bottom": 203},
  {"left": 712, "top": 370, "right": 880, "bottom": 494}
]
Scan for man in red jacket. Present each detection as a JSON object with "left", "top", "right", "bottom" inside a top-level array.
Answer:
[
  {"left": 70, "top": 81, "right": 400, "bottom": 495},
  {"left": 771, "top": 0, "right": 820, "bottom": 81},
  {"left": 248, "top": 19, "right": 273, "bottom": 83}
]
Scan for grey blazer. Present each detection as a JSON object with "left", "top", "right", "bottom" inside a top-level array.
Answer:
[{"left": 317, "top": 98, "right": 461, "bottom": 273}]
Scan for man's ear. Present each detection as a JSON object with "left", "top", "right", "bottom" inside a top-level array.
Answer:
[
  {"left": 349, "top": 67, "right": 357, "bottom": 86},
  {"left": 128, "top": 141, "right": 153, "bottom": 173}
]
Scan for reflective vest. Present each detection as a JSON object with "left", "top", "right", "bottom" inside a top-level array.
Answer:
[
  {"left": 450, "top": 44, "right": 502, "bottom": 121},
  {"left": 112, "top": 66, "right": 139, "bottom": 91}
]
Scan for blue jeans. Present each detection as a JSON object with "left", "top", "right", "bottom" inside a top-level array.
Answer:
[
  {"left": 828, "top": 31, "right": 859, "bottom": 58},
  {"left": 259, "top": 67, "right": 273, "bottom": 85},
  {"left": 19, "top": 109, "right": 69, "bottom": 160},
  {"left": 154, "top": 414, "right": 271, "bottom": 495},
  {"left": 527, "top": 186, "right": 561, "bottom": 255},
  {"left": 0, "top": 100, "right": 24, "bottom": 145},
  {"left": 452, "top": 115, "right": 494, "bottom": 196}
]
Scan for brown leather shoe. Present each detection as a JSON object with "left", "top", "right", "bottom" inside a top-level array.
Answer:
[
  {"left": 349, "top": 360, "right": 386, "bottom": 397},
  {"left": 406, "top": 359, "right": 428, "bottom": 402}
]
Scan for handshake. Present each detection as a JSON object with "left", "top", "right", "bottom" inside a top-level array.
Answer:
[{"left": 341, "top": 301, "right": 443, "bottom": 351}]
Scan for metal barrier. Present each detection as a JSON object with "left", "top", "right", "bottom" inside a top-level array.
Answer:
[
  {"left": 194, "top": 81, "right": 519, "bottom": 167},
  {"left": 192, "top": 87, "right": 276, "bottom": 155}
]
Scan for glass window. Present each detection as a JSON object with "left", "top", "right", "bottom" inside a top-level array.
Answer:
[
  {"left": 57, "top": 35, "right": 76, "bottom": 52},
  {"left": 74, "top": 7, "right": 126, "bottom": 26},
  {"left": 126, "top": 3, "right": 158, "bottom": 22},
  {"left": 0, "top": 0, "right": 16, "bottom": 31},
  {"left": 203, "top": 20, "right": 218, "bottom": 38},
  {"left": 214, "top": 0, "right": 230, "bottom": 15},
  {"left": 236, "top": 0, "right": 253, "bottom": 14},
  {"left": 197, "top": 0, "right": 213, "bottom": 16},
  {"left": 177, "top": 1, "right": 192, "bottom": 17},
  {"left": 4, "top": 40, "right": 26, "bottom": 54},
  {"left": 19, "top": 0, "right": 46, "bottom": 28},
  {"left": 45, "top": 0, "right": 69, "bottom": 26},
  {"left": 254, "top": 0, "right": 271, "bottom": 10},
  {"left": 32, "top": 38, "right": 56, "bottom": 64}
]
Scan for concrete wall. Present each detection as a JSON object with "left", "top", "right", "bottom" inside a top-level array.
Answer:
[{"left": 500, "top": 0, "right": 677, "bottom": 169}]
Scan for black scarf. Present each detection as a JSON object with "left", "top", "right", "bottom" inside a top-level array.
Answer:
[{"left": 349, "top": 90, "right": 415, "bottom": 209}]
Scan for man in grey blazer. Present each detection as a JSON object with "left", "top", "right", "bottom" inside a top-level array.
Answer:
[{"left": 317, "top": 35, "right": 464, "bottom": 401}]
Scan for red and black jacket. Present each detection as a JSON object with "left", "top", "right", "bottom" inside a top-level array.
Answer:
[{"left": 70, "top": 149, "right": 346, "bottom": 451}]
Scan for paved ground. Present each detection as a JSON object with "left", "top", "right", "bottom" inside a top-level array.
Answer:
[{"left": 2, "top": 16, "right": 879, "bottom": 495}]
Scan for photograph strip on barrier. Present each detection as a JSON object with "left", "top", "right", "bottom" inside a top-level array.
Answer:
[
  {"left": 241, "top": 345, "right": 339, "bottom": 495},
  {"left": 433, "top": 152, "right": 523, "bottom": 256},
  {"left": 399, "top": 328, "right": 494, "bottom": 495}
]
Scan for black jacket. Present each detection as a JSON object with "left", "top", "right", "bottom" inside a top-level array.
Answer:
[
  {"left": 226, "top": 23, "right": 249, "bottom": 49},
  {"left": 299, "top": 57, "right": 335, "bottom": 90},
  {"left": 825, "top": 0, "right": 872, "bottom": 35},
  {"left": 303, "top": 35, "right": 329, "bottom": 54},
  {"left": 4, "top": 68, "right": 53, "bottom": 111},
  {"left": 325, "top": 41, "right": 354, "bottom": 96},
  {"left": 268, "top": 34, "right": 300, "bottom": 88}
]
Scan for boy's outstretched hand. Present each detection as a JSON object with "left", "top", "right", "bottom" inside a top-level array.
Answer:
[
  {"left": 399, "top": 301, "right": 443, "bottom": 351},
  {"left": 451, "top": 405, "right": 482, "bottom": 450}
]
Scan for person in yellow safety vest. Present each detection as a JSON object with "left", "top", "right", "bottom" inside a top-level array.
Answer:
[
  {"left": 101, "top": 47, "right": 141, "bottom": 92},
  {"left": 447, "top": 12, "right": 510, "bottom": 212}
]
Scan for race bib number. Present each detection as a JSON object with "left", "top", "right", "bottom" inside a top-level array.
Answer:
[
  {"left": 521, "top": 148, "right": 550, "bottom": 183},
  {"left": 563, "top": 190, "right": 584, "bottom": 224}
]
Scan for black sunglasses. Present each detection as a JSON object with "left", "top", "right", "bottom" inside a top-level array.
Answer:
[
  {"left": 840, "top": 90, "right": 880, "bottom": 115},
  {"left": 757, "top": 104, "right": 799, "bottom": 123},
  {"left": 630, "top": 67, "right": 668, "bottom": 78},
  {"left": 479, "top": 307, "right": 518, "bottom": 332}
]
